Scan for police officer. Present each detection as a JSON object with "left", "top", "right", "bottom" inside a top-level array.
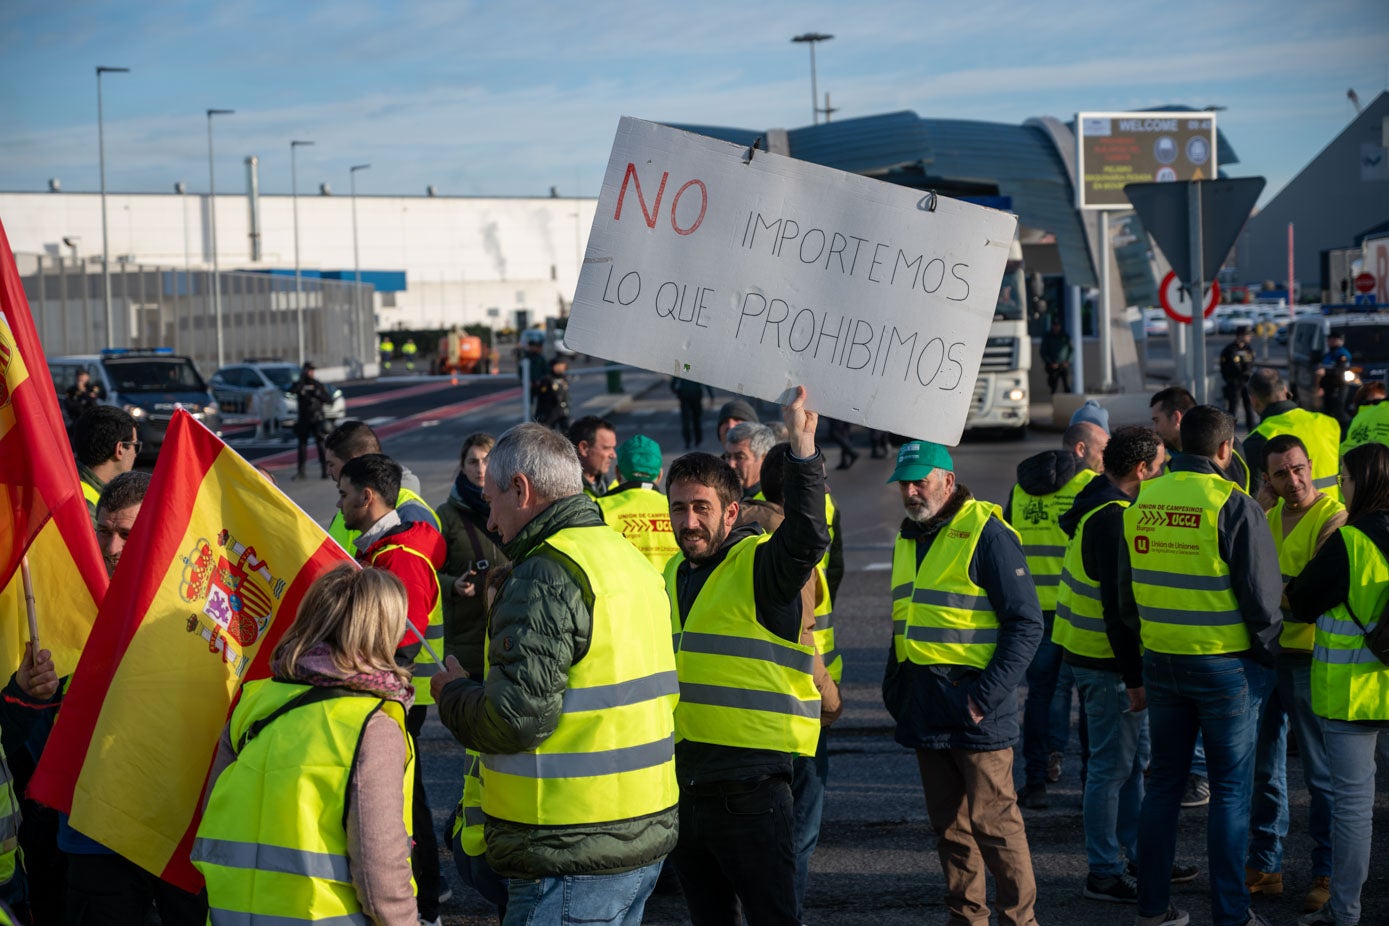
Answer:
[
  {"left": 664, "top": 386, "right": 828, "bottom": 925},
  {"left": 883, "top": 440, "right": 1043, "bottom": 926},
  {"left": 597, "top": 434, "right": 679, "bottom": 571},
  {"left": 289, "top": 361, "right": 332, "bottom": 481},
  {"left": 1220, "top": 326, "right": 1257, "bottom": 430},
  {"left": 1120, "top": 405, "right": 1282, "bottom": 926}
]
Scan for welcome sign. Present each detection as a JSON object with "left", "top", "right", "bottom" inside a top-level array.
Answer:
[{"left": 565, "top": 117, "right": 1018, "bottom": 444}]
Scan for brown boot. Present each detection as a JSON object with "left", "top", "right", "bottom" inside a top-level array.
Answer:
[
  {"left": 1304, "top": 875, "right": 1331, "bottom": 912},
  {"left": 1245, "top": 867, "right": 1283, "bottom": 895}
]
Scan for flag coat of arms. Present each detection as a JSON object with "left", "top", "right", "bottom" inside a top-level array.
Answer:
[{"left": 31, "top": 408, "right": 355, "bottom": 891}]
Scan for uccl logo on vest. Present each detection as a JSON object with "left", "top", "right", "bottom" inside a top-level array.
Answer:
[{"left": 1164, "top": 511, "right": 1201, "bottom": 528}]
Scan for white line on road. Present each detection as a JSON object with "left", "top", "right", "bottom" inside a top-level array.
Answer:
[{"left": 863, "top": 562, "right": 891, "bottom": 571}]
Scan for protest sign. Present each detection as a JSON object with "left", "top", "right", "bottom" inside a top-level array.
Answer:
[{"left": 565, "top": 117, "right": 1018, "bottom": 444}]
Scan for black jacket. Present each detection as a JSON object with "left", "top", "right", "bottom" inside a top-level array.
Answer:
[
  {"left": 1118, "top": 455, "right": 1283, "bottom": 667},
  {"left": 1057, "top": 474, "right": 1144, "bottom": 687},
  {"left": 882, "top": 486, "right": 1044, "bottom": 751},
  {"left": 669, "top": 450, "right": 829, "bottom": 784},
  {"left": 1005, "top": 449, "right": 1079, "bottom": 522}
]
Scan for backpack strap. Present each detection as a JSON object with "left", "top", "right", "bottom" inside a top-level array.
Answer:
[{"left": 234, "top": 683, "right": 380, "bottom": 754}]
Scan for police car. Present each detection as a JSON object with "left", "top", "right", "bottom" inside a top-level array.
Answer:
[
  {"left": 209, "top": 361, "right": 346, "bottom": 429},
  {"left": 48, "top": 348, "right": 222, "bottom": 460},
  {"left": 1286, "top": 308, "right": 1389, "bottom": 401}
]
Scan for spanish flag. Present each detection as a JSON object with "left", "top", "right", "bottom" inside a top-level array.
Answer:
[
  {"left": 30, "top": 408, "right": 354, "bottom": 891},
  {"left": 0, "top": 218, "right": 107, "bottom": 678}
]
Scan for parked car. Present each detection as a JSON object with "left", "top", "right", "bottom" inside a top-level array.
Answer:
[
  {"left": 48, "top": 348, "right": 221, "bottom": 460},
  {"left": 209, "top": 361, "right": 346, "bottom": 429}
]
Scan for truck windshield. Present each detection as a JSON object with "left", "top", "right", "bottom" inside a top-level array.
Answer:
[{"left": 994, "top": 261, "right": 1025, "bottom": 321}]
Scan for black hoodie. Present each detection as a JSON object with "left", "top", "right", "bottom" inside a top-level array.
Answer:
[
  {"left": 1004, "top": 449, "right": 1079, "bottom": 523},
  {"left": 1057, "top": 474, "right": 1144, "bottom": 687}
]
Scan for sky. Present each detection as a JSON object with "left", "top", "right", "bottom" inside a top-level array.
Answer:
[{"left": 1, "top": 0, "right": 1387, "bottom": 207}]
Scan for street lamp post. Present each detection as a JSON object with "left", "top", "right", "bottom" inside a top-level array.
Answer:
[
  {"left": 207, "top": 108, "right": 235, "bottom": 369},
  {"left": 291, "top": 140, "right": 314, "bottom": 366},
  {"left": 96, "top": 66, "right": 129, "bottom": 349},
  {"left": 791, "top": 33, "right": 833, "bottom": 125},
  {"left": 350, "top": 164, "right": 371, "bottom": 364}
]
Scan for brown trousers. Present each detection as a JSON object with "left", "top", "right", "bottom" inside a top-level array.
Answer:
[{"left": 916, "top": 748, "right": 1038, "bottom": 926}]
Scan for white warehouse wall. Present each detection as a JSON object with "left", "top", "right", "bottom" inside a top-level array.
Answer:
[{"left": 0, "top": 190, "right": 599, "bottom": 330}]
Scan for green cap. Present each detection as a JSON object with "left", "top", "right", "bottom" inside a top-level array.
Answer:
[
  {"left": 617, "top": 434, "right": 663, "bottom": 481},
  {"left": 887, "top": 441, "right": 954, "bottom": 483}
]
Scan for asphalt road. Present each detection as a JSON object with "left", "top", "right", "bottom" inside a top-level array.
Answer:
[{"left": 257, "top": 369, "right": 1389, "bottom": 926}]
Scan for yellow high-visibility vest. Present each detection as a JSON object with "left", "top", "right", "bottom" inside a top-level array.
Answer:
[
  {"left": 891, "top": 500, "right": 1015, "bottom": 670},
  {"left": 1312, "top": 526, "right": 1389, "bottom": 721},
  {"left": 1251, "top": 407, "right": 1342, "bottom": 502},
  {"left": 665, "top": 535, "right": 820, "bottom": 757},
  {"left": 1123, "top": 472, "right": 1249, "bottom": 655},
  {"left": 596, "top": 485, "right": 679, "bottom": 573},
  {"left": 1268, "top": 493, "right": 1344, "bottom": 652},
  {"left": 1341, "top": 401, "right": 1389, "bottom": 458},
  {"left": 1052, "top": 498, "right": 1131, "bottom": 660},
  {"left": 1010, "top": 469, "right": 1095, "bottom": 613},
  {"left": 482, "top": 525, "right": 678, "bottom": 826},
  {"left": 368, "top": 543, "right": 444, "bottom": 707},
  {"left": 193, "top": 680, "right": 414, "bottom": 922}
]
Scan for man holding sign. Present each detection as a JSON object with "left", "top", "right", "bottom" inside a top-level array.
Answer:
[{"left": 664, "top": 385, "right": 827, "bottom": 925}]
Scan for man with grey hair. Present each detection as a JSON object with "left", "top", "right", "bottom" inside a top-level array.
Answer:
[
  {"left": 724, "top": 420, "right": 776, "bottom": 500},
  {"left": 432, "top": 423, "right": 679, "bottom": 925}
]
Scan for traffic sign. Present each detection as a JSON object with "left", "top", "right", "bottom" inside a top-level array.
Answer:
[
  {"left": 1125, "top": 178, "right": 1265, "bottom": 291},
  {"left": 1158, "top": 270, "right": 1220, "bottom": 324},
  {"left": 1356, "top": 272, "right": 1376, "bottom": 294}
]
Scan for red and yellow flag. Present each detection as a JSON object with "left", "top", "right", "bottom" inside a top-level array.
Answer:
[
  {"left": 0, "top": 218, "right": 107, "bottom": 678},
  {"left": 31, "top": 408, "right": 354, "bottom": 891}
]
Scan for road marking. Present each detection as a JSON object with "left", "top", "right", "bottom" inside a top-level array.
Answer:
[
  {"left": 251, "top": 387, "right": 523, "bottom": 469},
  {"left": 345, "top": 380, "right": 461, "bottom": 409},
  {"left": 863, "top": 562, "right": 891, "bottom": 571}
]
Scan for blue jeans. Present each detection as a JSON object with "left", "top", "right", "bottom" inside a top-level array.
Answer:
[
  {"left": 1247, "top": 659, "right": 1333, "bottom": 877},
  {"left": 448, "top": 818, "right": 508, "bottom": 920},
  {"left": 791, "top": 731, "right": 829, "bottom": 917},
  {"left": 1322, "top": 719, "right": 1385, "bottom": 925},
  {"left": 1137, "top": 652, "right": 1263, "bottom": 926},
  {"left": 1073, "top": 666, "right": 1148, "bottom": 877},
  {"left": 503, "top": 859, "right": 661, "bottom": 926},
  {"left": 1022, "top": 614, "right": 1064, "bottom": 787}
]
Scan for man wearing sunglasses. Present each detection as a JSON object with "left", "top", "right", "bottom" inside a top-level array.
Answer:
[{"left": 70, "top": 406, "right": 139, "bottom": 525}]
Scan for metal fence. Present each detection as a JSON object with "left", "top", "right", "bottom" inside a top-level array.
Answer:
[{"left": 15, "top": 253, "right": 376, "bottom": 377}]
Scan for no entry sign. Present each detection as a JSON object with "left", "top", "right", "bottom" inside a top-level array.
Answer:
[{"left": 1158, "top": 270, "right": 1220, "bottom": 324}]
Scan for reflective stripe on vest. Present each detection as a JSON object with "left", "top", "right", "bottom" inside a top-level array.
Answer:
[
  {"left": 1010, "top": 469, "right": 1095, "bottom": 612},
  {"left": 482, "top": 525, "right": 678, "bottom": 827},
  {"left": 1123, "top": 472, "right": 1249, "bottom": 655},
  {"left": 595, "top": 485, "right": 679, "bottom": 573},
  {"left": 1052, "top": 498, "right": 1131, "bottom": 659},
  {"left": 369, "top": 543, "right": 444, "bottom": 707},
  {"left": 1341, "top": 401, "right": 1389, "bottom": 459},
  {"left": 192, "top": 680, "right": 413, "bottom": 924},
  {"left": 891, "top": 500, "right": 1010, "bottom": 670},
  {"left": 665, "top": 534, "right": 821, "bottom": 756},
  {"left": 81, "top": 479, "right": 101, "bottom": 509},
  {"left": 1252, "top": 408, "right": 1342, "bottom": 502},
  {"left": 328, "top": 486, "right": 441, "bottom": 552},
  {"left": 1311, "top": 526, "right": 1389, "bottom": 721},
  {"left": 814, "top": 493, "right": 842, "bottom": 683},
  {"left": 1268, "top": 493, "right": 1345, "bottom": 652},
  {"left": 451, "top": 749, "right": 486, "bottom": 857}
]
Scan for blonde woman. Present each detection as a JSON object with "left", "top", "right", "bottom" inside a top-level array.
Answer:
[{"left": 193, "top": 564, "right": 417, "bottom": 925}]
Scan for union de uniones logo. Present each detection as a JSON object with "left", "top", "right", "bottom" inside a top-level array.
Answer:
[{"left": 179, "top": 528, "right": 288, "bottom": 677}]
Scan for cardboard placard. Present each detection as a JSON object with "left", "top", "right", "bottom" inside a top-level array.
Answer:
[{"left": 565, "top": 117, "right": 1018, "bottom": 444}]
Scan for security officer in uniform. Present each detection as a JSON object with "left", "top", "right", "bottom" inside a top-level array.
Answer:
[
  {"left": 1220, "top": 326, "right": 1257, "bottom": 430},
  {"left": 597, "top": 435, "right": 679, "bottom": 571},
  {"left": 402, "top": 337, "right": 419, "bottom": 372},
  {"left": 1246, "top": 368, "right": 1342, "bottom": 503},
  {"left": 883, "top": 441, "right": 1043, "bottom": 926},
  {"left": 379, "top": 334, "right": 395, "bottom": 371},
  {"left": 1007, "top": 432, "right": 1103, "bottom": 808},
  {"left": 1120, "top": 405, "right": 1282, "bottom": 926},
  {"left": 664, "top": 385, "right": 828, "bottom": 925}
]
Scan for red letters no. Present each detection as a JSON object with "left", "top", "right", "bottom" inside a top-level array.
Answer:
[
  {"left": 614, "top": 163, "right": 668, "bottom": 228},
  {"left": 670, "top": 180, "right": 707, "bottom": 236}
]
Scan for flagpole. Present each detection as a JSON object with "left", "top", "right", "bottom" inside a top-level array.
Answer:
[{"left": 20, "top": 556, "right": 39, "bottom": 647}]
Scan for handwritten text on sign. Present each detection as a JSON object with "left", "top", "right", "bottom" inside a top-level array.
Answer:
[{"left": 565, "top": 118, "right": 1018, "bottom": 444}]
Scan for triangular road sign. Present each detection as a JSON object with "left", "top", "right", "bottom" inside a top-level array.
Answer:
[{"left": 1124, "top": 177, "right": 1265, "bottom": 286}]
